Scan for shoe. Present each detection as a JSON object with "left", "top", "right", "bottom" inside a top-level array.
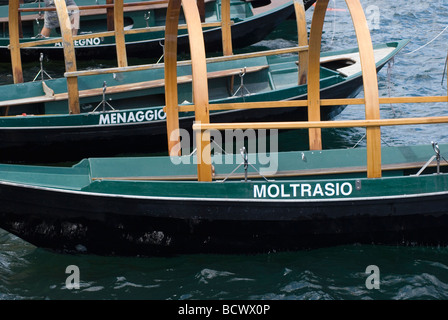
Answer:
[{"left": 32, "top": 34, "right": 47, "bottom": 39}]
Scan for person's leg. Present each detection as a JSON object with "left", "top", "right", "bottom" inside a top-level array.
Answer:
[
  {"left": 67, "top": 0, "right": 79, "bottom": 35},
  {"left": 40, "top": 26, "right": 52, "bottom": 37},
  {"left": 69, "top": 11, "right": 79, "bottom": 35},
  {"left": 39, "top": 1, "right": 58, "bottom": 37}
]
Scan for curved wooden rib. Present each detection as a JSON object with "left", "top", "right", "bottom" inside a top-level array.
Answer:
[
  {"left": 306, "top": 0, "right": 329, "bottom": 151},
  {"left": 165, "top": 0, "right": 212, "bottom": 181},
  {"left": 183, "top": 0, "right": 212, "bottom": 181},
  {"left": 8, "top": 0, "right": 23, "bottom": 84},
  {"left": 220, "top": 0, "right": 234, "bottom": 95},
  {"left": 106, "top": 0, "right": 114, "bottom": 31},
  {"left": 345, "top": 0, "right": 381, "bottom": 178},
  {"left": 294, "top": 0, "right": 308, "bottom": 85},
  {"left": 54, "top": 0, "right": 79, "bottom": 114},
  {"left": 221, "top": 0, "right": 233, "bottom": 56},
  {"left": 165, "top": 0, "right": 182, "bottom": 156},
  {"left": 114, "top": 0, "right": 128, "bottom": 67},
  {"left": 306, "top": 0, "right": 381, "bottom": 178}
]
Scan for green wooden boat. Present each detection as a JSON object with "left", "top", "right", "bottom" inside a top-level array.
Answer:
[
  {"left": 0, "top": 0, "right": 445, "bottom": 257},
  {"left": 0, "top": 0, "right": 313, "bottom": 62},
  {"left": 0, "top": 142, "right": 447, "bottom": 256},
  {"left": 0, "top": 40, "right": 406, "bottom": 162}
]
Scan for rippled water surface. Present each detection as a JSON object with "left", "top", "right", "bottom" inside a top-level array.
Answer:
[
  {"left": 2, "top": 229, "right": 448, "bottom": 300},
  {"left": 2, "top": 0, "right": 448, "bottom": 300}
]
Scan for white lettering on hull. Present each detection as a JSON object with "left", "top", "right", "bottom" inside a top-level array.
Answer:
[
  {"left": 253, "top": 182, "right": 353, "bottom": 198},
  {"left": 55, "top": 37, "right": 102, "bottom": 47},
  {"left": 98, "top": 109, "right": 167, "bottom": 125}
]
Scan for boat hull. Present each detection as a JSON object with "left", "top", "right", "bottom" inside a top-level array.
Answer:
[
  {"left": 0, "top": 40, "right": 407, "bottom": 163},
  {"left": 0, "top": 73, "right": 362, "bottom": 162},
  {"left": 1, "top": 180, "right": 448, "bottom": 256}
]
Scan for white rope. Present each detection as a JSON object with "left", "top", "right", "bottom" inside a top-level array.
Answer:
[{"left": 405, "top": 24, "right": 448, "bottom": 55}]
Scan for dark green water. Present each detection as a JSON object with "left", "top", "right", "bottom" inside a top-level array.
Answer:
[{"left": 2, "top": 0, "right": 448, "bottom": 300}]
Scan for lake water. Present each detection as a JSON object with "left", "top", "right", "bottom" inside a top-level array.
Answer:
[{"left": 1, "top": 0, "right": 448, "bottom": 303}]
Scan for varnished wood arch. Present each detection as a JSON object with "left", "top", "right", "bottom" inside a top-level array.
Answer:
[
  {"left": 307, "top": 0, "right": 329, "bottom": 151},
  {"left": 294, "top": 0, "right": 308, "bottom": 85},
  {"left": 221, "top": 0, "right": 232, "bottom": 56},
  {"left": 114, "top": 0, "right": 128, "bottom": 68},
  {"left": 165, "top": 0, "right": 212, "bottom": 182},
  {"left": 54, "top": 0, "right": 79, "bottom": 114},
  {"left": 307, "top": 0, "right": 381, "bottom": 177},
  {"left": 345, "top": 0, "right": 381, "bottom": 178},
  {"left": 8, "top": 0, "right": 23, "bottom": 84}
]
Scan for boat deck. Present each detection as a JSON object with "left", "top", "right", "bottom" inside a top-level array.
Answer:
[{"left": 0, "top": 143, "right": 445, "bottom": 191}]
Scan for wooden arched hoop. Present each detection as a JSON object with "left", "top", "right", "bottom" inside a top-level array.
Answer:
[
  {"left": 221, "top": 0, "right": 233, "bottom": 56},
  {"left": 114, "top": 0, "right": 128, "bottom": 68},
  {"left": 307, "top": 0, "right": 329, "bottom": 152},
  {"left": 165, "top": 0, "right": 213, "bottom": 182},
  {"left": 54, "top": 0, "right": 80, "bottom": 114},
  {"left": 294, "top": 0, "right": 308, "bottom": 85},
  {"left": 307, "top": 0, "right": 381, "bottom": 178},
  {"left": 8, "top": 0, "right": 23, "bottom": 84}
]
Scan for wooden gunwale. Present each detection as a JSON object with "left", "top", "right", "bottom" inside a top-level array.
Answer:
[
  {"left": 16, "top": 21, "right": 234, "bottom": 49},
  {"left": 178, "top": 95, "right": 448, "bottom": 112},
  {"left": 91, "top": 160, "right": 448, "bottom": 181},
  {"left": 193, "top": 116, "right": 448, "bottom": 130},
  {"left": 0, "top": 65, "right": 269, "bottom": 108},
  {"left": 0, "top": 93, "right": 443, "bottom": 111},
  {"left": 63, "top": 46, "right": 306, "bottom": 78}
]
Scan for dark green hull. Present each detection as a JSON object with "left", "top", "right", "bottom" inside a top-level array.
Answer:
[{"left": 0, "top": 143, "right": 447, "bottom": 256}]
